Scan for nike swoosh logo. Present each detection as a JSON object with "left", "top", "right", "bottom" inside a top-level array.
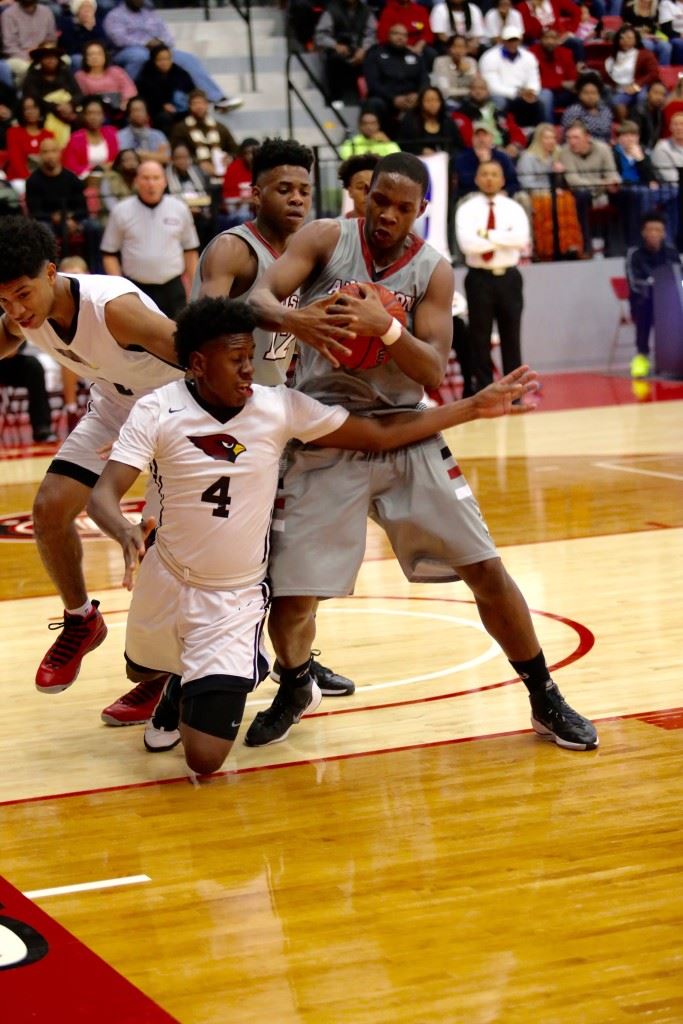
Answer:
[
  {"left": 168, "top": 407, "right": 184, "bottom": 414},
  {"left": 231, "top": 721, "right": 240, "bottom": 728}
]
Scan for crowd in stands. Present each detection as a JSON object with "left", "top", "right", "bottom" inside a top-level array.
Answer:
[
  {"left": 293, "top": 0, "right": 683, "bottom": 255},
  {"left": 0, "top": 0, "right": 246, "bottom": 270}
]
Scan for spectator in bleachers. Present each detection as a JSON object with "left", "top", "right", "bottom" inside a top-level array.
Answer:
[
  {"left": 288, "top": 0, "right": 325, "bottom": 50},
  {"left": 363, "top": 23, "right": 429, "bottom": 128},
  {"left": 605, "top": 27, "right": 660, "bottom": 119},
  {"left": 479, "top": 25, "right": 546, "bottom": 128},
  {"left": 338, "top": 108, "right": 401, "bottom": 157},
  {"left": 74, "top": 40, "right": 137, "bottom": 114},
  {"left": 135, "top": 44, "right": 194, "bottom": 135},
  {"left": 117, "top": 96, "right": 170, "bottom": 163},
  {"left": 632, "top": 79, "right": 667, "bottom": 148},
  {"left": 0, "top": 342, "right": 56, "bottom": 442},
  {"left": 429, "top": 0, "right": 487, "bottom": 54},
  {"left": 484, "top": 0, "right": 525, "bottom": 45},
  {"left": 221, "top": 136, "right": 258, "bottom": 227},
  {"left": 397, "top": 84, "right": 464, "bottom": 153},
  {"left": 313, "top": 0, "right": 378, "bottom": 108},
  {"left": 377, "top": 0, "right": 436, "bottom": 70},
  {"left": 170, "top": 89, "right": 238, "bottom": 181},
  {"left": 621, "top": 0, "right": 671, "bottom": 64},
  {"left": 574, "top": 4, "right": 599, "bottom": 45},
  {"left": 652, "top": 107, "right": 683, "bottom": 177},
  {"left": 23, "top": 42, "right": 81, "bottom": 112},
  {"left": 166, "top": 142, "right": 215, "bottom": 247},
  {"left": 530, "top": 27, "right": 578, "bottom": 122},
  {"left": 559, "top": 120, "right": 621, "bottom": 247},
  {"left": 6, "top": 95, "right": 54, "bottom": 190},
  {"left": 613, "top": 119, "right": 658, "bottom": 182},
  {"left": 454, "top": 121, "right": 520, "bottom": 195},
  {"left": 659, "top": 0, "right": 683, "bottom": 63},
  {"left": 458, "top": 75, "right": 528, "bottom": 155},
  {"left": 25, "top": 135, "right": 103, "bottom": 269},
  {"left": 1, "top": 0, "right": 58, "bottom": 87},
  {"left": 662, "top": 73, "right": 683, "bottom": 130},
  {"left": 62, "top": 96, "right": 119, "bottom": 177},
  {"left": 103, "top": 0, "right": 242, "bottom": 111},
  {"left": 430, "top": 34, "right": 478, "bottom": 107},
  {"left": 561, "top": 72, "right": 613, "bottom": 141},
  {"left": 58, "top": 0, "right": 110, "bottom": 67},
  {"left": 100, "top": 146, "right": 139, "bottom": 213},
  {"left": 517, "top": 122, "right": 584, "bottom": 256},
  {"left": 337, "top": 152, "right": 380, "bottom": 216},
  {"left": 517, "top": 0, "right": 583, "bottom": 62},
  {"left": 0, "top": 81, "right": 19, "bottom": 150}
]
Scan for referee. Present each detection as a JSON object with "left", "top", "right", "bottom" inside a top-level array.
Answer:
[
  {"left": 101, "top": 160, "right": 199, "bottom": 318},
  {"left": 455, "top": 160, "right": 530, "bottom": 394}
]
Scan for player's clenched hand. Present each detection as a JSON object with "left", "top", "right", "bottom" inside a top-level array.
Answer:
[
  {"left": 471, "top": 366, "right": 539, "bottom": 419},
  {"left": 286, "top": 296, "right": 355, "bottom": 367},
  {"left": 325, "top": 284, "right": 393, "bottom": 337},
  {"left": 119, "top": 516, "right": 156, "bottom": 590}
]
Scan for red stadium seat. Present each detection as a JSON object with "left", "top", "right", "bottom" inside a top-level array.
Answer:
[
  {"left": 657, "top": 65, "right": 683, "bottom": 90},
  {"left": 608, "top": 276, "right": 633, "bottom": 368}
]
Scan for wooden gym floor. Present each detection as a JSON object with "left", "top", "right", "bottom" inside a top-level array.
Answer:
[{"left": 1, "top": 372, "right": 682, "bottom": 1023}]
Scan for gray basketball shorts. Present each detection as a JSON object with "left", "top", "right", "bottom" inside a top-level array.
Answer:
[{"left": 268, "top": 435, "right": 498, "bottom": 598}]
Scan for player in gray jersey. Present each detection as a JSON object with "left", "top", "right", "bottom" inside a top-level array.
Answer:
[
  {"left": 247, "top": 151, "right": 598, "bottom": 753},
  {"left": 0, "top": 217, "right": 181, "bottom": 697}
]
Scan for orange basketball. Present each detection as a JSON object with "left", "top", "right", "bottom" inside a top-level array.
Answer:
[{"left": 332, "top": 282, "right": 407, "bottom": 371}]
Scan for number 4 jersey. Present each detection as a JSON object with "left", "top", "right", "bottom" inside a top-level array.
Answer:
[{"left": 110, "top": 379, "right": 348, "bottom": 589}]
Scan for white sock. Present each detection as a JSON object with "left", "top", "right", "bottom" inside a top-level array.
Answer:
[{"left": 66, "top": 599, "right": 93, "bottom": 617}]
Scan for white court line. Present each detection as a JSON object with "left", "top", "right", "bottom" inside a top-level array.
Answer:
[
  {"left": 24, "top": 874, "right": 151, "bottom": 899},
  {"left": 593, "top": 461, "right": 683, "bottom": 483}
]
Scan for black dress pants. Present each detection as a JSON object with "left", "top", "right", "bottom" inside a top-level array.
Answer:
[
  {"left": 464, "top": 266, "right": 523, "bottom": 392},
  {"left": 130, "top": 276, "right": 187, "bottom": 319},
  {"left": 0, "top": 346, "right": 53, "bottom": 440}
]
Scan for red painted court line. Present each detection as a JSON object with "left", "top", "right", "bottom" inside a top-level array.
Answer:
[
  {"left": 3, "top": 702, "right": 677, "bottom": 812},
  {"left": 0, "top": 875, "right": 179, "bottom": 1023}
]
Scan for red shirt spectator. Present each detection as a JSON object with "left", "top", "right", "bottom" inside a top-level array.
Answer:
[
  {"left": 518, "top": 0, "right": 580, "bottom": 42},
  {"left": 530, "top": 40, "right": 577, "bottom": 90},
  {"left": 377, "top": 0, "right": 433, "bottom": 48}
]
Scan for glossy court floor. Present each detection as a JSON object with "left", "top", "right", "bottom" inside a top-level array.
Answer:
[{"left": 1, "top": 372, "right": 682, "bottom": 1023}]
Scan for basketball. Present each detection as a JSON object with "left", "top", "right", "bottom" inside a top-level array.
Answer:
[{"left": 331, "top": 282, "right": 407, "bottom": 371}]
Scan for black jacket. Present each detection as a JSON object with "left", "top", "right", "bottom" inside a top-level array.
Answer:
[
  {"left": 363, "top": 43, "right": 428, "bottom": 103},
  {"left": 25, "top": 168, "right": 88, "bottom": 223}
]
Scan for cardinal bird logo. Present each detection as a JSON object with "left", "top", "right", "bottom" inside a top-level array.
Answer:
[{"left": 187, "top": 433, "right": 247, "bottom": 462}]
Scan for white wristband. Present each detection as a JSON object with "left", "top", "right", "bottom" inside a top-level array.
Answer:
[{"left": 380, "top": 317, "right": 403, "bottom": 346}]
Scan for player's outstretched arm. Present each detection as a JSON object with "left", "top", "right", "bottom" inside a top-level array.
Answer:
[
  {"left": 88, "top": 461, "right": 152, "bottom": 590},
  {"left": 313, "top": 366, "right": 540, "bottom": 452},
  {"left": 104, "top": 294, "right": 181, "bottom": 367},
  {"left": 249, "top": 220, "right": 356, "bottom": 366}
]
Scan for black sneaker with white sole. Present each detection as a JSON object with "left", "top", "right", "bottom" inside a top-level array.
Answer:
[
  {"left": 244, "top": 679, "right": 322, "bottom": 747},
  {"left": 271, "top": 651, "right": 355, "bottom": 697},
  {"left": 144, "top": 674, "right": 182, "bottom": 753},
  {"left": 530, "top": 682, "right": 599, "bottom": 751}
]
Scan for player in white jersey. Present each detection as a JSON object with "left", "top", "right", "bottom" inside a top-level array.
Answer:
[
  {"left": 89, "top": 296, "right": 539, "bottom": 775},
  {"left": 247, "top": 151, "right": 599, "bottom": 753},
  {"left": 0, "top": 217, "right": 182, "bottom": 695}
]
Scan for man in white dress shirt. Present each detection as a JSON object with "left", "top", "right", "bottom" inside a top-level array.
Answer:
[
  {"left": 455, "top": 159, "right": 530, "bottom": 394},
  {"left": 479, "top": 24, "right": 545, "bottom": 128}
]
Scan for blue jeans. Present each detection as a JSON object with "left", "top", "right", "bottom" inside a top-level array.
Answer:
[
  {"left": 113, "top": 47, "right": 224, "bottom": 101},
  {"left": 642, "top": 36, "right": 671, "bottom": 65},
  {"left": 0, "top": 60, "right": 12, "bottom": 88}
]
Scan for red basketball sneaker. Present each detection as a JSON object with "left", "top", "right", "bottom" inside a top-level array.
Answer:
[
  {"left": 35, "top": 600, "right": 108, "bottom": 693},
  {"left": 101, "top": 675, "right": 167, "bottom": 726}
]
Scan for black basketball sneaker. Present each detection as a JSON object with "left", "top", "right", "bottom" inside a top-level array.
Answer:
[
  {"left": 271, "top": 651, "right": 355, "bottom": 696},
  {"left": 530, "top": 682, "right": 599, "bottom": 751}
]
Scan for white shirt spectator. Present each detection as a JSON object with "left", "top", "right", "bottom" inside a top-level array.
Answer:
[
  {"left": 430, "top": 2, "right": 487, "bottom": 41},
  {"left": 659, "top": 0, "right": 683, "bottom": 34},
  {"left": 483, "top": 7, "right": 525, "bottom": 41},
  {"left": 456, "top": 192, "right": 530, "bottom": 269},
  {"left": 101, "top": 194, "right": 199, "bottom": 284},
  {"left": 479, "top": 43, "right": 541, "bottom": 99},
  {"left": 652, "top": 136, "right": 683, "bottom": 182}
]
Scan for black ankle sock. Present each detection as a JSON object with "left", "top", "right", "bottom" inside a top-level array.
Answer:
[
  {"left": 509, "top": 651, "right": 551, "bottom": 696},
  {"left": 278, "top": 658, "right": 312, "bottom": 690}
]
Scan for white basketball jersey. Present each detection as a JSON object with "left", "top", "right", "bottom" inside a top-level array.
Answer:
[
  {"left": 111, "top": 380, "right": 348, "bottom": 588},
  {"left": 21, "top": 274, "right": 183, "bottom": 412}
]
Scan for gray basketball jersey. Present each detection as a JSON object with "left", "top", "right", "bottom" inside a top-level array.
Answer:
[
  {"left": 294, "top": 217, "right": 442, "bottom": 412},
  {"left": 192, "top": 221, "right": 298, "bottom": 386}
]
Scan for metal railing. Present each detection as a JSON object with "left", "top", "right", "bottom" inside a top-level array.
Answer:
[{"left": 285, "top": 51, "right": 351, "bottom": 155}]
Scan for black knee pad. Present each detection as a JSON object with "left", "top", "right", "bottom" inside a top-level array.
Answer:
[
  {"left": 181, "top": 689, "right": 248, "bottom": 741},
  {"left": 124, "top": 653, "right": 166, "bottom": 684}
]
